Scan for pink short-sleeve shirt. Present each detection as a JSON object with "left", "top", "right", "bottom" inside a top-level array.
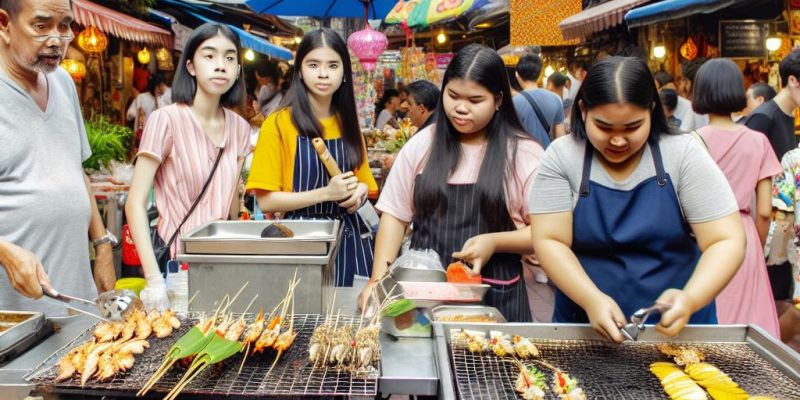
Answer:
[{"left": 138, "top": 104, "right": 253, "bottom": 257}]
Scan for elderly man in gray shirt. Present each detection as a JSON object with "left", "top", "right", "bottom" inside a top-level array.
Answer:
[{"left": 0, "top": 0, "right": 115, "bottom": 315}]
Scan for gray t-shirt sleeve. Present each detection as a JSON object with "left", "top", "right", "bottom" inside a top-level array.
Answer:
[
  {"left": 675, "top": 137, "right": 738, "bottom": 223},
  {"left": 554, "top": 100, "right": 565, "bottom": 124},
  {"left": 528, "top": 137, "right": 575, "bottom": 214}
]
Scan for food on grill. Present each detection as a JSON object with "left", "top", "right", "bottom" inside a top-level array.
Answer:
[
  {"left": 552, "top": 371, "right": 586, "bottom": 400},
  {"left": 260, "top": 223, "right": 294, "bottom": 238},
  {"left": 93, "top": 322, "right": 122, "bottom": 343},
  {"left": 489, "top": 331, "right": 516, "bottom": 357},
  {"left": 163, "top": 329, "right": 245, "bottom": 400},
  {"left": 80, "top": 342, "right": 113, "bottom": 387},
  {"left": 152, "top": 309, "right": 182, "bottom": 339},
  {"left": 329, "top": 316, "right": 353, "bottom": 366},
  {"left": 446, "top": 260, "right": 482, "bottom": 284},
  {"left": 265, "top": 274, "right": 300, "bottom": 377},
  {"left": 254, "top": 278, "right": 299, "bottom": 354},
  {"left": 452, "top": 329, "right": 489, "bottom": 353},
  {"left": 509, "top": 359, "right": 547, "bottom": 400},
  {"left": 238, "top": 308, "right": 265, "bottom": 373},
  {"left": 684, "top": 362, "right": 749, "bottom": 399},
  {"left": 137, "top": 289, "right": 238, "bottom": 398},
  {"left": 650, "top": 362, "right": 707, "bottom": 400},
  {"left": 659, "top": 344, "right": 705, "bottom": 366},
  {"left": 512, "top": 335, "right": 540, "bottom": 359},
  {"left": 55, "top": 340, "right": 94, "bottom": 382}
]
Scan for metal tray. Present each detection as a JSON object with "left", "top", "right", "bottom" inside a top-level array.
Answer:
[
  {"left": 433, "top": 322, "right": 800, "bottom": 400},
  {"left": 0, "top": 311, "right": 50, "bottom": 366},
  {"left": 181, "top": 219, "right": 341, "bottom": 255},
  {"left": 432, "top": 305, "right": 506, "bottom": 323}
]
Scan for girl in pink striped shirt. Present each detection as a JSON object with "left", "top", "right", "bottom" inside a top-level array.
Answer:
[{"left": 126, "top": 23, "right": 252, "bottom": 309}]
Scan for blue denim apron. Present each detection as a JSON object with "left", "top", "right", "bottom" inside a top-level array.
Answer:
[
  {"left": 285, "top": 136, "right": 373, "bottom": 287},
  {"left": 553, "top": 139, "right": 716, "bottom": 324}
]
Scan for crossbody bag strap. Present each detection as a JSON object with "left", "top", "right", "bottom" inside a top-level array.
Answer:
[
  {"left": 164, "top": 146, "right": 225, "bottom": 249},
  {"left": 520, "top": 91, "right": 551, "bottom": 134}
]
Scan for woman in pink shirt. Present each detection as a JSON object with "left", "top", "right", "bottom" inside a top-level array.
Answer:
[
  {"left": 694, "top": 58, "right": 782, "bottom": 337},
  {"left": 126, "top": 23, "right": 252, "bottom": 309},
  {"left": 358, "top": 44, "right": 545, "bottom": 321}
]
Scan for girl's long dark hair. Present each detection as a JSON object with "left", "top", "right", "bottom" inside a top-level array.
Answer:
[
  {"left": 571, "top": 56, "right": 674, "bottom": 144},
  {"left": 280, "top": 28, "right": 362, "bottom": 167},
  {"left": 413, "top": 44, "right": 531, "bottom": 232}
]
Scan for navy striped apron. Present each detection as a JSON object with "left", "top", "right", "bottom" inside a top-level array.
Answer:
[
  {"left": 553, "top": 139, "right": 716, "bottom": 324},
  {"left": 285, "top": 136, "right": 373, "bottom": 287},
  {"left": 410, "top": 180, "right": 532, "bottom": 322}
]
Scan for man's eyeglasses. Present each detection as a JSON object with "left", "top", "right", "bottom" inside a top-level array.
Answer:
[{"left": 31, "top": 32, "right": 75, "bottom": 43}]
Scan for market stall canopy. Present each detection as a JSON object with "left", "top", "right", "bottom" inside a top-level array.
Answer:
[
  {"left": 558, "top": 0, "right": 649, "bottom": 40},
  {"left": 72, "top": 0, "right": 172, "bottom": 48},
  {"left": 512, "top": 0, "right": 579, "bottom": 46},
  {"left": 624, "top": 0, "right": 750, "bottom": 28},
  {"left": 185, "top": 10, "right": 292, "bottom": 59},
  {"left": 155, "top": 0, "right": 303, "bottom": 37},
  {"left": 385, "top": 0, "right": 489, "bottom": 28},
  {"left": 246, "top": 0, "right": 395, "bottom": 18}
]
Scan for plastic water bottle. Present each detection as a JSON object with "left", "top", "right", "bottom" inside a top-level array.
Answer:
[{"left": 166, "top": 262, "right": 189, "bottom": 313}]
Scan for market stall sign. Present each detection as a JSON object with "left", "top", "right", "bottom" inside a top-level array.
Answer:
[{"left": 719, "top": 20, "right": 769, "bottom": 59}]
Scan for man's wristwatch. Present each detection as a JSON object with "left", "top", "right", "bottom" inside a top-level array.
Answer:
[{"left": 92, "top": 229, "right": 119, "bottom": 247}]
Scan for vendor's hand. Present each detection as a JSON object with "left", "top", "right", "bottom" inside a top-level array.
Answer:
[
  {"left": 140, "top": 273, "right": 170, "bottom": 310},
  {"left": 0, "top": 241, "right": 48, "bottom": 299},
  {"left": 451, "top": 234, "right": 496, "bottom": 276},
  {"left": 357, "top": 280, "right": 377, "bottom": 316},
  {"left": 326, "top": 172, "right": 357, "bottom": 202},
  {"left": 338, "top": 182, "right": 368, "bottom": 214},
  {"left": 584, "top": 292, "right": 627, "bottom": 343},
  {"left": 655, "top": 289, "right": 695, "bottom": 337},
  {"left": 93, "top": 243, "right": 116, "bottom": 293}
]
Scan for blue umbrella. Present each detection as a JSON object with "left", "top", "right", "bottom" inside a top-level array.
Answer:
[{"left": 246, "top": 0, "right": 396, "bottom": 18}]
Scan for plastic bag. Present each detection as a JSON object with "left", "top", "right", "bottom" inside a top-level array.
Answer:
[
  {"left": 390, "top": 248, "right": 443, "bottom": 272},
  {"left": 109, "top": 160, "right": 134, "bottom": 185}
]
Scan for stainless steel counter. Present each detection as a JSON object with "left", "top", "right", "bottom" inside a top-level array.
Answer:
[
  {"left": 0, "top": 315, "right": 95, "bottom": 399},
  {"left": 0, "top": 287, "right": 439, "bottom": 398}
]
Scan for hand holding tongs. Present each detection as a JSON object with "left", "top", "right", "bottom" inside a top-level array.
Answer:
[
  {"left": 41, "top": 285, "right": 110, "bottom": 321},
  {"left": 42, "top": 283, "right": 142, "bottom": 322},
  {"left": 620, "top": 303, "right": 671, "bottom": 341}
]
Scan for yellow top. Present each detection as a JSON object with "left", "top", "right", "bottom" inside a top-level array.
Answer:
[{"left": 246, "top": 108, "right": 378, "bottom": 196}]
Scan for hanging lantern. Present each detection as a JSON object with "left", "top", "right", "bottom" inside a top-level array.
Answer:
[
  {"left": 680, "top": 37, "right": 698, "bottom": 61},
  {"left": 347, "top": 24, "right": 388, "bottom": 73},
  {"left": 156, "top": 47, "right": 170, "bottom": 62},
  {"left": 77, "top": 26, "right": 107, "bottom": 53},
  {"left": 60, "top": 58, "right": 86, "bottom": 81},
  {"left": 137, "top": 48, "right": 151, "bottom": 65}
]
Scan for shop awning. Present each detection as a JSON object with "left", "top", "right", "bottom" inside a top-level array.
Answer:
[
  {"left": 72, "top": 0, "right": 172, "bottom": 48},
  {"left": 185, "top": 11, "right": 293, "bottom": 60},
  {"left": 559, "top": 0, "right": 650, "bottom": 40},
  {"left": 624, "top": 0, "right": 750, "bottom": 28}
]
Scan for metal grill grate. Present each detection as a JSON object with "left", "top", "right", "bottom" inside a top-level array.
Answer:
[
  {"left": 27, "top": 314, "right": 378, "bottom": 397},
  {"left": 449, "top": 335, "right": 800, "bottom": 399}
]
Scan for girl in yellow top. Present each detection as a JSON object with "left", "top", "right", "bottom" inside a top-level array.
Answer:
[{"left": 246, "top": 28, "right": 377, "bottom": 287}]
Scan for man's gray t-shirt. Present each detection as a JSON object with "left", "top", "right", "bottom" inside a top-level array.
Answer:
[
  {"left": 0, "top": 68, "right": 95, "bottom": 315},
  {"left": 512, "top": 89, "right": 564, "bottom": 148},
  {"left": 529, "top": 134, "right": 738, "bottom": 223}
]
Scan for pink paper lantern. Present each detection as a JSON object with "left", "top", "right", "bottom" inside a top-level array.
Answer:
[{"left": 348, "top": 24, "right": 388, "bottom": 73}]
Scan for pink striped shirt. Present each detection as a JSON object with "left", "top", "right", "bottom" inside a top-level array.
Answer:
[{"left": 138, "top": 104, "right": 252, "bottom": 257}]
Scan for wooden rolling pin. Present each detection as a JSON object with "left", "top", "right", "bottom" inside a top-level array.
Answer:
[{"left": 311, "top": 137, "right": 343, "bottom": 176}]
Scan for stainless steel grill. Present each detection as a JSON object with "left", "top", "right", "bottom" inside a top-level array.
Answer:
[
  {"left": 433, "top": 322, "right": 800, "bottom": 400},
  {"left": 26, "top": 314, "right": 378, "bottom": 397}
]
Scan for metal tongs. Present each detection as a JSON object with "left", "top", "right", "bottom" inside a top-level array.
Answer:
[
  {"left": 620, "top": 303, "right": 671, "bottom": 341},
  {"left": 42, "top": 285, "right": 141, "bottom": 321}
]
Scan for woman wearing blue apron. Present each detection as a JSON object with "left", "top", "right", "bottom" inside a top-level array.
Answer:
[
  {"left": 246, "top": 29, "right": 378, "bottom": 287},
  {"left": 529, "top": 57, "right": 746, "bottom": 342},
  {"left": 359, "top": 45, "right": 545, "bottom": 322}
]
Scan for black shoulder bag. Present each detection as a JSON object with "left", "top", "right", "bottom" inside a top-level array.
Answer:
[
  {"left": 151, "top": 147, "right": 224, "bottom": 276},
  {"left": 520, "top": 90, "right": 551, "bottom": 135}
]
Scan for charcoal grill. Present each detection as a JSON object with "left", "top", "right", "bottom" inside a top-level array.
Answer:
[
  {"left": 25, "top": 314, "right": 378, "bottom": 398},
  {"left": 433, "top": 322, "right": 800, "bottom": 400}
]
